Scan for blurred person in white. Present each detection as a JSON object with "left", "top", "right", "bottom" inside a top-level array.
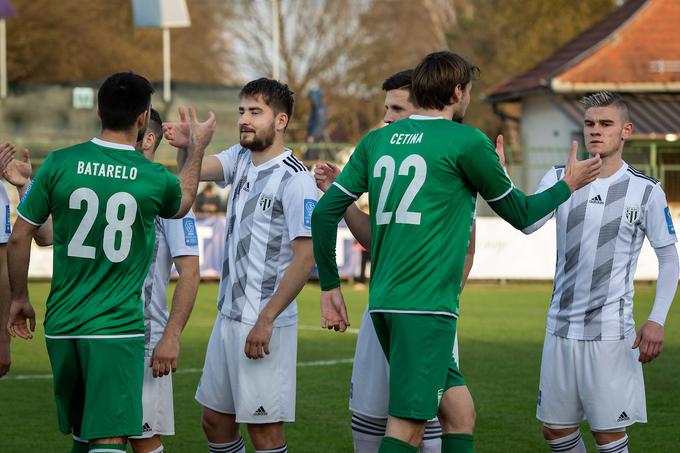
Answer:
[{"left": 521, "top": 92, "right": 679, "bottom": 453}]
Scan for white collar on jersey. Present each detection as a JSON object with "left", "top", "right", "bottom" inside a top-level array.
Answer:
[
  {"left": 250, "top": 148, "right": 293, "bottom": 169},
  {"left": 409, "top": 114, "right": 445, "bottom": 120},
  {"left": 91, "top": 137, "right": 136, "bottom": 151}
]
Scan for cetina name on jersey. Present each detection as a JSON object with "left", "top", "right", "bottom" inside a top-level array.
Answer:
[
  {"left": 142, "top": 211, "right": 199, "bottom": 357},
  {"left": 214, "top": 145, "right": 318, "bottom": 327},
  {"left": 532, "top": 163, "right": 677, "bottom": 340},
  {"left": 334, "top": 115, "right": 513, "bottom": 316},
  {"left": 18, "top": 138, "right": 182, "bottom": 337}
]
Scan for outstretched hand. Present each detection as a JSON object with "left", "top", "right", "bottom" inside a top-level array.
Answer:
[
  {"left": 563, "top": 140, "right": 602, "bottom": 192},
  {"left": 314, "top": 162, "right": 341, "bottom": 192},
  {"left": 495, "top": 134, "right": 506, "bottom": 168},
  {"left": 162, "top": 105, "right": 190, "bottom": 149},
  {"left": 187, "top": 107, "right": 216, "bottom": 153},
  {"left": 0, "top": 143, "right": 16, "bottom": 175},
  {"left": 320, "top": 288, "right": 350, "bottom": 332}
]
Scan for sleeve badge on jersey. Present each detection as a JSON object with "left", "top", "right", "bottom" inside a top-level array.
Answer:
[
  {"left": 183, "top": 218, "right": 199, "bottom": 246},
  {"left": 5, "top": 205, "right": 10, "bottom": 234},
  {"left": 664, "top": 207, "right": 676, "bottom": 235},
  {"left": 304, "top": 199, "right": 317, "bottom": 228}
]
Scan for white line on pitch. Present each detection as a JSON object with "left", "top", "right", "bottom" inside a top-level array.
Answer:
[{"left": 3, "top": 357, "right": 355, "bottom": 381}]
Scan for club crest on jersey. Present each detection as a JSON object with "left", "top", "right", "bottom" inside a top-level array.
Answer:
[
  {"left": 259, "top": 194, "right": 273, "bottom": 211},
  {"left": 624, "top": 206, "right": 639, "bottom": 224}
]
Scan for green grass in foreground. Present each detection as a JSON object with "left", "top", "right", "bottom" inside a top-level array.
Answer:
[{"left": 1, "top": 282, "right": 679, "bottom": 452}]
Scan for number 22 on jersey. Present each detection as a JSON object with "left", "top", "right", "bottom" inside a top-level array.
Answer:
[
  {"left": 68, "top": 188, "right": 138, "bottom": 263},
  {"left": 373, "top": 154, "right": 427, "bottom": 225}
]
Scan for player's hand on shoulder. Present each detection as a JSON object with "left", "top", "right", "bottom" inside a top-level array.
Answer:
[
  {"left": 633, "top": 320, "right": 664, "bottom": 363},
  {"left": 563, "top": 140, "right": 602, "bottom": 192},
  {"left": 163, "top": 105, "right": 190, "bottom": 149},
  {"left": 320, "top": 287, "right": 350, "bottom": 333},
  {"left": 245, "top": 318, "right": 273, "bottom": 359},
  {"left": 7, "top": 298, "right": 36, "bottom": 340},
  {"left": 314, "top": 162, "right": 341, "bottom": 193},
  {"left": 151, "top": 333, "right": 180, "bottom": 378},
  {"left": 0, "top": 341, "right": 10, "bottom": 378},
  {"left": 187, "top": 107, "right": 216, "bottom": 153}
]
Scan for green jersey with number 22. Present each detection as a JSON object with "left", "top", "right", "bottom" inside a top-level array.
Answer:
[
  {"left": 334, "top": 116, "right": 512, "bottom": 317},
  {"left": 18, "top": 139, "right": 182, "bottom": 337}
]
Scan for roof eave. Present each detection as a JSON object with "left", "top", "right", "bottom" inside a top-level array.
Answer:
[{"left": 551, "top": 79, "right": 680, "bottom": 93}]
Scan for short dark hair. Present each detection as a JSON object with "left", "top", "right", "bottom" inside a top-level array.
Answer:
[
  {"left": 580, "top": 91, "right": 630, "bottom": 122},
  {"left": 147, "top": 108, "right": 163, "bottom": 151},
  {"left": 412, "top": 51, "right": 480, "bottom": 110},
  {"left": 382, "top": 69, "right": 414, "bottom": 92},
  {"left": 98, "top": 72, "right": 154, "bottom": 131},
  {"left": 240, "top": 78, "right": 294, "bottom": 120}
]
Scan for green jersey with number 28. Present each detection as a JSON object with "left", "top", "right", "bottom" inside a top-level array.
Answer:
[
  {"left": 18, "top": 139, "right": 182, "bottom": 337},
  {"left": 335, "top": 116, "right": 514, "bottom": 316}
]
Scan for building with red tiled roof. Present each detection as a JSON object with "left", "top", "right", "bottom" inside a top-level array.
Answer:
[{"left": 486, "top": 0, "right": 680, "bottom": 205}]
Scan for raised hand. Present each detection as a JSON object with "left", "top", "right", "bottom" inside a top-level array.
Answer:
[
  {"left": 563, "top": 140, "right": 602, "bottom": 192},
  {"left": 314, "top": 162, "right": 341, "bottom": 192},
  {"left": 633, "top": 320, "right": 664, "bottom": 363},
  {"left": 162, "top": 105, "right": 190, "bottom": 148},
  {"left": 320, "top": 287, "right": 350, "bottom": 332},
  {"left": 7, "top": 299, "right": 36, "bottom": 340},
  {"left": 187, "top": 107, "right": 216, "bottom": 153},
  {"left": 3, "top": 148, "right": 32, "bottom": 189},
  {"left": 0, "top": 143, "right": 16, "bottom": 175}
]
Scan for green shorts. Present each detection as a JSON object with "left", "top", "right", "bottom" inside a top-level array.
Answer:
[
  {"left": 46, "top": 336, "right": 144, "bottom": 440},
  {"left": 370, "top": 312, "right": 465, "bottom": 420}
]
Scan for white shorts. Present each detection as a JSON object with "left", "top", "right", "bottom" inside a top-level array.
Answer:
[
  {"left": 349, "top": 307, "right": 459, "bottom": 418},
  {"left": 129, "top": 357, "right": 175, "bottom": 439},
  {"left": 537, "top": 331, "right": 647, "bottom": 431},
  {"left": 195, "top": 313, "right": 297, "bottom": 424}
]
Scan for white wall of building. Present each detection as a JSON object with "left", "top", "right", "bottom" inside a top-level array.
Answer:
[{"left": 520, "top": 94, "right": 581, "bottom": 191}]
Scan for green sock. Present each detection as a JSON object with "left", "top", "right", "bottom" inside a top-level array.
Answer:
[
  {"left": 71, "top": 438, "right": 89, "bottom": 453},
  {"left": 378, "top": 436, "right": 418, "bottom": 453},
  {"left": 442, "top": 433, "right": 474, "bottom": 453},
  {"left": 88, "top": 443, "right": 127, "bottom": 452}
]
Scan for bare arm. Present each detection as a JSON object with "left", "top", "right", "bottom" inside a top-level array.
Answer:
[
  {"left": 245, "top": 237, "right": 315, "bottom": 359},
  {"left": 150, "top": 254, "right": 200, "bottom": 377},
  {"left": 171, "top": 108, "right": 216, "bottom": 219},
  {"left": 0, "top": 245, "right": 11, "bottom": 376},
  {"left": 6, "top": 218, "right": 37, "bottom": 340}
]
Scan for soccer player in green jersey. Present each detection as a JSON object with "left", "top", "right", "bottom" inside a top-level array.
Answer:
[
  {"left": 6, "top": 72, "right": 215, "bottom": 453},
  {"left": 312, "top": 51, "right": 602, "bottom": 453}
]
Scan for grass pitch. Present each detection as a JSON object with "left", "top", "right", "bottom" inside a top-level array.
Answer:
[{"left": 1, "top": 282, "right": 679, "bottom": 452}]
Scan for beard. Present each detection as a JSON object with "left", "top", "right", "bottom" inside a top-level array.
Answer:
[{"left": 240, "top": 124, "right": 275, "bottom": 152}]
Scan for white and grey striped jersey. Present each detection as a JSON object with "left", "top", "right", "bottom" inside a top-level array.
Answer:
[
  {"left": 214, "top": 145, "right": 317, "bottom": 327},
  {"left": 142, "top": 211, "right": 199, "bottom": 357},
  {"left": 0, "top": 183, "right": 9, "bottom": 244},
  {"left": 526, "top": 162, "right": 677, "bottom": 340}
]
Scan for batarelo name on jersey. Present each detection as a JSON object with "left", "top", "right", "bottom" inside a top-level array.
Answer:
[{"left": 77, "top": 160, "right": 138, "bottom": 180}]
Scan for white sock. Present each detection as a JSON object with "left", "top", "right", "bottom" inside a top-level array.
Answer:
[
  {"left": 352, "top": 413, "right": 386, "bottom": 453},
  {"left": 420, "top": 419, "right": 443, "bottom": 453},
  {"left": 148, "top": 445, "right": 164, "bottom": 453},
  {"left": 546, "top": 430, "right": 587, "bottom": 453},
  {"left": 596, "top": 434, "right": 629, "bottom": 453},
  {"left": 255, "top": 444, "right": 287, "bottom": 453},
  {"left": 209, "top": 437, "right": 246, "bottom": 453}
]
